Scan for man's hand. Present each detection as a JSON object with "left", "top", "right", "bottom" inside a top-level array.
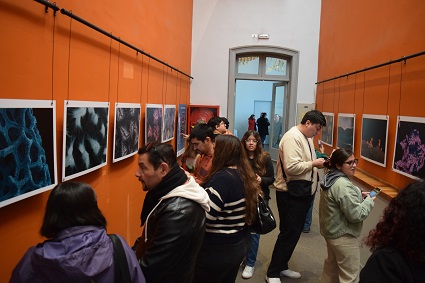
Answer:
[{"left": 312, "top": 158, "right": 325, "bottom": 168}]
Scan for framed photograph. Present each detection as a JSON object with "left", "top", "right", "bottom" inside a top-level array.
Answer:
[
  {"left": 188, "top": 105, "right": 219, "bottom": 132},
  {"left": 162, "top": 105, "right": 176, "bottom": 143},
  {"left": 392, "top": 116, "right": 425, "bottom": 179},
  {"left": 113, "top": 103, "right": 141, "bottom": 163},
  {"left": 176, "top": 104, "right": 187, "bottom": 157},
  {"left": 63, "top": 100, "right": 109, "bottom": 181},
  {"left": 360, "top": 114, "right": 389, "bottom": 167},
  {"left": 145, "top": 104, "right": 163, "bottom": 144},
  {"left": 337, "top": 113, "right": 355, "bottom": 151},
  {"left": 321, "top": 112, "right": 334, "bottom": 146},
  {"left": 0, "top": 99, "right": 57, "bottom": 208}
]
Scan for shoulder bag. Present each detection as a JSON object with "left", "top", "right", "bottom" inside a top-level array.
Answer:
[
  {"left": 108, "top": 234, "right": 131, "bottom": 283},
  {"left": 250, "top": 194, "right": 276, "bottom": 234}
]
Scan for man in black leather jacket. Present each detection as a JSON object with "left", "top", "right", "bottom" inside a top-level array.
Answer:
[{"left": 135, "top": 142, "right": 210, "bottom": 283}]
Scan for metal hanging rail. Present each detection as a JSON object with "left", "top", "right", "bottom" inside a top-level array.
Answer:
[
  {"left": 34, "top": 0, "right": 193, "bottom": 79},
  {"left": 316, "top": 50, "right": 425, "bottom": 85}
]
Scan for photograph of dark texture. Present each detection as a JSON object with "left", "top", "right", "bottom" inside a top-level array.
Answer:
[
  {"left": 145, "top": 104, "right": 163, "bottom": 144},
  {"left": 176, "top": 104, "right": 187, "bottom": 157},
  {"left": 63, "top": 101, "right": 109, "bottom": 181},
  {"left": 392, "top": 116, "right": 425, "bottom": 179},
  {"left": 321, "top": 112, "right": 334, "bottom": 146},
  {"left": 162, "top": 105, "right": 176, "bottom": 143},
  {"left": 360, "top": 114, "right": 388, "bottom": 167},
  {"left": 113, "top": 103, "right": 141, "bottom": 163},
  {"left": 337, "top": 114, "right": 355, "bottom": 151},
  {"left": 0, "top": 99, "right": 57, "bottom": 208}
]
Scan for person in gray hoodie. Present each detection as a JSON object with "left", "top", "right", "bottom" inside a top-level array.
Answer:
[
  {"left": 319, "top": 148, "right": 375, "bottom": 283},
  {"left": 135, "top": 142, "right": 210, "bottom": 283}
]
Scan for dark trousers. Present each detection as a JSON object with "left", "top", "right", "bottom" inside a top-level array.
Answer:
[
  {"left": 193, "top": 231, "right": 251, "bottom": 283},
  {"left": 267, "top": 190, "right": 314, "bottom": 277}
]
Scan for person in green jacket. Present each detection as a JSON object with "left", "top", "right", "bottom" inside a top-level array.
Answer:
[{"left": 319, "top": 148, "right": 375, "bottom": 283}]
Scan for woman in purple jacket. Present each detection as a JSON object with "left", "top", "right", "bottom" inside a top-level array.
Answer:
[{"left": 10, "top": 181, "right": 145, "bottom": 283}]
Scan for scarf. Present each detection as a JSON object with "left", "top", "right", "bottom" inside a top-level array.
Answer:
[{"left": 140, "top": 165, "right": 188, "bottom": 226}]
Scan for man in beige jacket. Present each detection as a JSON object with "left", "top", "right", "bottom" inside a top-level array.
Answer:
[{"left": 266, "top": 110, "right": 327, "bottom": 283}]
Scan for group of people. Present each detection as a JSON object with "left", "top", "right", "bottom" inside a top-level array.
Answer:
[{"left": 10, "top": 110, "right": 425, "bottom": 283}]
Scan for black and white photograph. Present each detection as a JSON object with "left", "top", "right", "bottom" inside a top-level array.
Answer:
[
  {"left": 145, "top": 104, "right": 163, "bottom": 144},
  {"left": 392, "top": 116, "right": 425, "bottom": 179},
  {"left": 176, "top": 104, "right": 187, "bottom": 157},
  {"left": 0, "top": 99, "right": 57, "bottom": 208},
  {"left": 337, "top": 113, "right": 355, "bottom": 151},
  {"left": 360, "top": 114, "right": 388, "bottom": 167},
  {"left": 162, "top": 105, "right": 176, "bottom": 143},
  {"left": 63, "top": 101, "right": 109, "bottom": 181},
  {"left": 321, "top": 112, "right": 334, "bottom": 146},
  {"left": 113, "top": 103, "right": 141, "bottom": 163}
]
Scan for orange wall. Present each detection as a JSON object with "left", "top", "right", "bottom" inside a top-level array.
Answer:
[
  {"left": 0, "top": 0, "right": 192, "bottom": 280},
  {"left": 316, "top": 0, "right": 425, "bottom": 190}
]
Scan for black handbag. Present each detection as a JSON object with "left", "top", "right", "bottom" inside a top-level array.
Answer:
[
  {"left": 251, "top": 194, "right": 276, "bottom": 234},
  {"left": 279, "top": 149, "right": 314, "bottom": 198},
  {"left": 286, "top": 179, "right": 313, "bottom": 197}
]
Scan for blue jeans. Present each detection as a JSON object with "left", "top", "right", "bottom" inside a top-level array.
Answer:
[
  {"left": 245, "top": 233, "right": 260, "bottom": 267},
  {"left": 245, "top": 199, "right": 268, "bottom": 267},
  {"left": 304, "top": 191, "right": 316, "bottom": 231}
]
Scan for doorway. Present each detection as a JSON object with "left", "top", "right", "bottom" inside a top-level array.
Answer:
[{"left": 228, "top": 46, "right": 300, "bottom": 161}]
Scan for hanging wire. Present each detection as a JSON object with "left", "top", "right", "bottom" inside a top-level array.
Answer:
[
  {"left": 321, "top": 82, "right": 325, "bottom": 109},
  {"left": 161, "top": 66, "right": 165, "bottom": 104},
  {"left": 164, "top": 68, "right": 169, "bottom": 104},
  {"left": 386, "top": 64, "right": 391, "bottom": 117},
  {"left": 146, "top": 57, "right": 151, "bottom": 101},
  {"left": 398, "top": 61, "right": 404, "bottom": 117},
  {"left": 175, "top": 72, "right": 179, "bottom": 103},
  {"left": 333, "top": 80, "right": 336, "bottom": 112},
  {"left": 337, "top": 78, "right": 341, "bottom": 113},
  {"left": 116, "top": 41, "right": 121, "bottom": 103},
  {"left": 362, "top": 71, "right": 366, "bottom": 113},
  {"left": 51, "top": 11, "right": 56, "bottom": 104},
  {"left": 66, "top": 13, "right": 73, "bottom": 102},
  {"left": 108, "top": 37, "right": 112, "bottom": 102},
  {"left": 140, "top": 54, "right": 144, "bottom": 104},
  {"left": 353, "top": 73, "right": 357, "bottom": 113}
]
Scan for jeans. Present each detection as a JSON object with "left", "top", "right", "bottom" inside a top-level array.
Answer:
[
  {"left": 304, "top": 191, "right": 316, "bottom": 231},
  {"left": 245, "top": 233, "right": 260, "bottom": 267},
  {"left": 245, "top": 199, "right": 268, "bottom": 267}
]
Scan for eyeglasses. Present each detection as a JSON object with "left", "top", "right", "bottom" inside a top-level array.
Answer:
[
  {"left": 344, "top": 159, "right": 359, "bottom": 166},
  {"left": 245, "top": 139, "right": 258, "bottom": 143},
  {"left": 146, "top": 142, "right": 166, "bottom": 163}
]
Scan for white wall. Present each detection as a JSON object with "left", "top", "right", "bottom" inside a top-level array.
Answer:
[{"left": 191, "top": 0, "right": 322, "bottom": 116}]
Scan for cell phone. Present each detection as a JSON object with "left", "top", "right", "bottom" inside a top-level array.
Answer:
[
  {"left": 318, "top": 140, "right": 322, "bottom": 145},
  {"left": 369, "top": 187, "right": 381, "bottom": 198}
]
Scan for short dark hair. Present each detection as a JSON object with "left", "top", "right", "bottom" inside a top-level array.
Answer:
[
  {"left": 301, "top": 110, "right": 326, "bottom": 127},
  {"left": 138, "top": 142, "right": 177, "bottom": 169},
  {"left": 189, "top": 123, "right": 215, "bottom": 142},
  {"left": 40, "top": 181, "right": 107, "bottom": 238},
  {"left": 207, "top": 116, "right": 223, "bottom": 130},
  {"left": 220, "top": 117, "right": 230, "bottom": 129}
]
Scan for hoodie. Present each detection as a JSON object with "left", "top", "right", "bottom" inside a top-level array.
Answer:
[{"left": 10, "top": 226, "right": 145, "bottom": 283}]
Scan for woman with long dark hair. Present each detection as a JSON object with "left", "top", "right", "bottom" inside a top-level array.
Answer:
[
  {"left": 11, "top": 181, "right": 145, "bottom": 283},
  {"left": 360, "top": 180, "right": 425, "bottom": 282},
  {"left": 240, "top": 130, "right": 275, "bottom": 279},
  {"left": 193, "top": 134, "right": 261, "bottom": 283},
  {"left": 319, "top": 148, "right": 375, "bottom": 283},
  {"left": 248, "top": 114, "right": 257, "bottom": 131}
]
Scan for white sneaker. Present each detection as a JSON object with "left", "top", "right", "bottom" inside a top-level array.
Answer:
[
  {"left": 280, "top": 269, "right": 301, "bottom": 279},
  {"left": 242, "top": 265, "right": 254, "bottom": 279},
  {"left": 265, "top": 276, "right": 281, "bottom": 283}
]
